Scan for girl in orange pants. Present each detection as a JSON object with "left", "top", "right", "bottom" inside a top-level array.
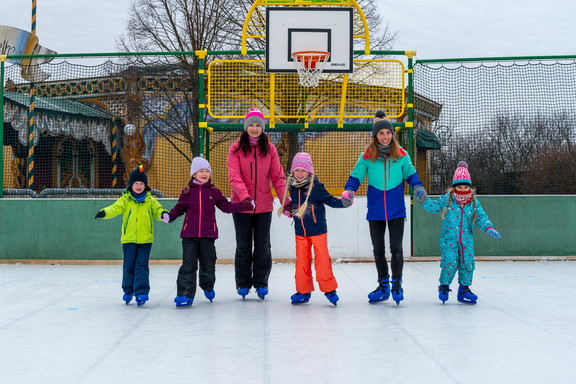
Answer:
[{"left": 279, "top": 152, "right": 351, "bottom": 306}]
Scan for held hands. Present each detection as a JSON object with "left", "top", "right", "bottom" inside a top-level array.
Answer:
[
  {"left": 161, "top": 212, "right": 171, "bottom": 223},
  {"left": 94, "top": 210, "right": 105, "bottom": 219},
  {"left": 487, "top": 228, "right": 501, "bottom": 239},
  {"left": 413, "top": 185, "right": 428, "bottom": 203},
  {"left": 341, "top": 189, "right": 355, "bottom": 207},
  {"left": 242, "top": 198, "right": 256, "bottom": 211},
  {"left": 283, "top": 202, "right": 293, "bottom": 218}
]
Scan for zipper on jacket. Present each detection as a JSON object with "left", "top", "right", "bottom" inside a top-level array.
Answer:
[
  {"left": 298, "top": 189, "right": 306, "bottom": 236},
  {"left": 383, "top": 158, "right": 388, "bottom": 221},
  {"left": 253, "top": 148, "right": 257, "bottom": 214},
  {"left": 198, "top": 185, "right": 203, "bottom": 237},
  {"left": 459, "top": 204, "right": 465, "bottom": 264},
  {"left": 124, "top": 209, "right": 132, "bottom": 234},
  {"left": 312, "top": 204, "right": 316, "bottom": 224},
  {"left": 148, "top": 209, "right": 153, "bottom": 235}
]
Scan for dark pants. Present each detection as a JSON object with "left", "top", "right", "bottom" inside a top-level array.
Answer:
[
  {"left": 122, "top": 243, "right": 152, "bottom": 296},
  {"left": 232, "top": 212, "right": 273, "bottom": 289},
  {"left": 177, "top": 237, "right": 217, "bottom": 298},
  {"left": 368, "top": 218, "right": 405, "bottom": 280}
]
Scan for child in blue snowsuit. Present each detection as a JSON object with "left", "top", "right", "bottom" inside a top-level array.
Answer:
[{"left": 419, "top": 161, "right": 501, "bottom": 304}]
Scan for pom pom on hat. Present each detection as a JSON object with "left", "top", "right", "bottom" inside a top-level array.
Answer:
[
  {"left": 127, "top": 165, "right": 151, "bottom": 191},
  {"left": 290, "top": 152, "right": 314, "bottom": 175},
  {"left": 453, "top": 161, "right": 472, "bottom": 186},
  {"left": 372, "top": 110, "right": 394, "bottom": 138},
  {"left": 244, "top": 108, "right": 266, "bottom": 131},
  {"left": 190, "top": 157, "right": 212, "bottom": 177}
]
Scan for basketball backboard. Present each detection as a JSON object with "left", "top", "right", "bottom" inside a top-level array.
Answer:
[{"left": 265, "top": 7, "right": 353, "bottom": 74}]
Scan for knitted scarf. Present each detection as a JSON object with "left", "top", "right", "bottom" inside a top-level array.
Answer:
[{"left": 454, "top": 189, "right": 472, "bottom": 205}]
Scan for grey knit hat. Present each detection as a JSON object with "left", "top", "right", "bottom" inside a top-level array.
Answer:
[
  {"left": 372, "top": 110, "right": 394, "bottom": 138},
  {"left": 243, "top": 108, "right": 265, "bottom": 131}
]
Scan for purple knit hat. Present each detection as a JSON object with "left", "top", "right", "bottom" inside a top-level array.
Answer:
[
  {"left": 190, "top": 157, "right": 212, "bottom": 177},
  {"left": 453, "top": 161, "right": 472, "bottom": 186},
  {"left": 244, "top": 108, "right": 265, "bottom": 131},
  {"left": 290, "top": 152, "right": 314, "bottom": 174}
]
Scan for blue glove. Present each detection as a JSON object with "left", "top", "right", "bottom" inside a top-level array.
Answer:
[
  {"left": 413, "top": 186, "right": 428, "bottom": 203},
  {"left": 487, "top": 228, "right": 501, "bottom": 239}
]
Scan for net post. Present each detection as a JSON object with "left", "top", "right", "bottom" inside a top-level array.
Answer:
[{"left": 0, "top": 57, "right": 4, "bottom": 197}]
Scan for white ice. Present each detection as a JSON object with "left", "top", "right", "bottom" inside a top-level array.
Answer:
[{"left": 1, "top": 261, "right": 575, "bottom": 384}]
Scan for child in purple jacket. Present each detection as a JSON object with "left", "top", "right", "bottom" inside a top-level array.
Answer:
[{"left": 166, "top": 157, "right": 255, "bottom": 307}]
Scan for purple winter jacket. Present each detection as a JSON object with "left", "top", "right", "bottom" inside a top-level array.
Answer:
[{"left": 169, "top": 182, "right": 245, "bottom": 239}]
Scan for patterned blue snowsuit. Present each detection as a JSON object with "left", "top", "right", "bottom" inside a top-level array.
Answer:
[{"left": 421, "top": 193, "right": 494, "bottom": 286}]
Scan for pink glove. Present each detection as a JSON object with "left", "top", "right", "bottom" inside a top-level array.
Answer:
[
  {"left": 341, "top": 189, "right": 355, "bottom": 200},
  {"left": 341, "top": 189, "right": 355, "bottom": 207},
  {"left": 283, "top": 210, "right": 292, "bottom": 218},
  {"left": 161, "top": 212, "right": 171, "bottom": 223}
]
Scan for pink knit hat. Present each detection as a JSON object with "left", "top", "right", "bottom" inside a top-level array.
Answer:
[
  {"left": 244, "top": 108, "right": 265, "bottom": 131},
  {"left": 453, "top": 161, "right": 472, "bottom": 186},
  {"left": 290, "top": 152, "right": 314, "bottom": 174}
]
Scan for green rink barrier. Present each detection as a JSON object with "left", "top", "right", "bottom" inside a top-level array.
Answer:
[
  {"left": 1, "top": 196, "right": 575, "bottom": 260},
  {"left": 412, "top": 195, "right": 576, "bottom": 257}
]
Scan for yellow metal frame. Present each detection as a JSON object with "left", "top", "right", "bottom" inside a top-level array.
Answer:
[
  {"left": 241, "top": 0, "right": 370, "bottom": 55},
  {"left": 207, "top": 58, "right": 405, "bottom": 124}
]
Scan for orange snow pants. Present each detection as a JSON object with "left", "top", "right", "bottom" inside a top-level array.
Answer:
[{"left": 294, "top": 233, "right": 338, "bottom": 294}]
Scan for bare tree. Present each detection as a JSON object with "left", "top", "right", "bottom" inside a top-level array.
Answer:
[
  {"left": 116, "top": 0, "right": 398, "bottom": 168},
  {"left": 117, "top": 0, "right": 241, "bottom": 161}
]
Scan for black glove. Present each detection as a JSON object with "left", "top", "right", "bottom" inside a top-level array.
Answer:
[{"left": 95, "top": 210, "right": 105, "bottom": 219}]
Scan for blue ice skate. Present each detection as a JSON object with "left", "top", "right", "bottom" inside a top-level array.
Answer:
[
  {"left": 457, "top": 284, "right": 478, "bottom": 304},
  {"left": 368, "top": 277, "right": 390, "bottom": 303},
  {"left": 290, "top": 292, "right": 311, "bottom": 304},
  {"left": 123, "top": 293, "right": 133, "bottom": 305},
  {"left": 136, "top": 294, "right": 149, "bottom": 307},
  {"left": 174, "top": 295, "right": 193, "bottom": 308},
  {"left": 204, "top": 289, "right": 215, "bottom": 302},
  {"left": 391, "top": 278, "right": 404, "bottom": 305},
  {"left": 325, "top": 290, "right": 339, "bottom": 307},
  {"left": 256, "top": 287, "right": 269, "bottom": 301},
  {"left": 438, "top": 285, "right": 451, "bottom": 304},
  {"left": 237, "top": 288, "right": 250, "bottom": 300}
]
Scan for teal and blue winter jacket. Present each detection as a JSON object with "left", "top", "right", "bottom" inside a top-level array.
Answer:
[{"left": 344, "top": 146, "right": 422, "bottom": 221}]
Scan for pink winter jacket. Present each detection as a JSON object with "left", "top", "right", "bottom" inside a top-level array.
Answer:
[{"left": 227, "top": 139, "right": 287, "bottom": 214}]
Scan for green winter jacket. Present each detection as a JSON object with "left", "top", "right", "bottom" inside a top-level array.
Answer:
[{"left": 102, "top": 190, "right": 167, "bottom": 244}]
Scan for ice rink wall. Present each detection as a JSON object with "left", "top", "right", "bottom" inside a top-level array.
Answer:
[{"left": 1, "top": 196, "right": 574, "bottom": 261}]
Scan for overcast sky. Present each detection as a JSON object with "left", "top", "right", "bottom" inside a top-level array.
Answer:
[{"left": 1, "top": 0, "right": 576, "bottom": 59}]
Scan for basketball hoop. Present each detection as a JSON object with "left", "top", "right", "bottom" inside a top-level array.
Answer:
[{"left": 291, "top": 51, "right": 331, "bottom": 88}]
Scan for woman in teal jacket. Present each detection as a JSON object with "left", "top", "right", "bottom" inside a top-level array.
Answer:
[
  {"left": 95, "top": 166, "right": 168, "bottom": 306},
  {"left": 342, "top": 111, "right": 427, "bottom": 305}
]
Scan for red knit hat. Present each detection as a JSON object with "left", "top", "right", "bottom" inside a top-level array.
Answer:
[{"left": 453, "top": 161, "right": 472, "bottom": 186}]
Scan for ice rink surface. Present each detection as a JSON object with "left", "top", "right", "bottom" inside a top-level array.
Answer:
[{"left": 1, "top": 260, "right": 575, "bottom": 384}]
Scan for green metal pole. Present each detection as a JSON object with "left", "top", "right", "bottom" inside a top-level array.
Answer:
[
  {"left": 0, "top": 57, "right": 5, "bottom": 198},
  {"left": 197, "top": 50, "right": 206, "bottom": 158},
  {"left": 407, "top": 53, "right": 415, "bottom": 160}
]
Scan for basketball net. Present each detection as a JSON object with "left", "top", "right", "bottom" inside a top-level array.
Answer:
[{"left": 291, "top": 51, "right": 331, "bottom": 88}]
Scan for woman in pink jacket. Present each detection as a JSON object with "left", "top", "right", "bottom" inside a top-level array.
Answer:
[{"left": 227, "top": 108, "right": 287, "bottom": 301}]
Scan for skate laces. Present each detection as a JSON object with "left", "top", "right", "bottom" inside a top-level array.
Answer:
[
  {"left": 439, "top": 285, "right": 451, "bottom": 294},
  {"left": 391, "top": 280, "right": 403, "bottom": 292}
]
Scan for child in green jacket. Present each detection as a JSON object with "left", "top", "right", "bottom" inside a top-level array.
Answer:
[{"left": 95, "top": 165, "right": 168, "bottom": 306}]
